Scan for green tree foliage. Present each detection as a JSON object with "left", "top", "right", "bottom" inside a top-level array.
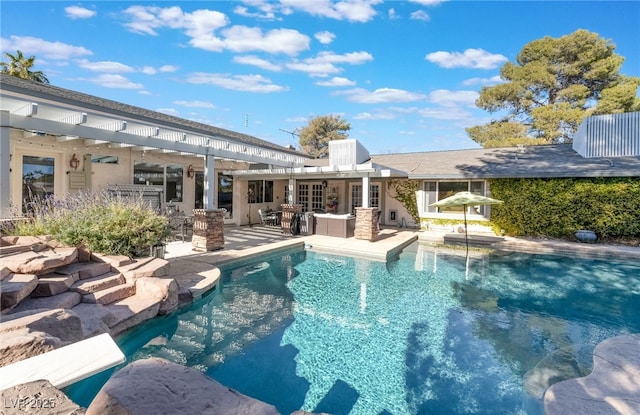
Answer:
[
  {"left": 468, "top": 30, "right": 639, "bottom": 147},
  {"left": 297, "top": 114, "right": 350, "bottom": 158},
  {"left": 0, "top": 50, "right": 49, "bottom": 83}
]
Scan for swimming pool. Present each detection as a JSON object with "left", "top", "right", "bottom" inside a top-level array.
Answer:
[{"left": 67, "top": 242, "right": 640, "bottom": 414}]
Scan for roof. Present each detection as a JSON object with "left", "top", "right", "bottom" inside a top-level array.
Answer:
[
  {"left": 371, "top": 144, "right": 640, "bottom": 179},
  {"left": 0, "top": 74, "right": 309, "bottom": 165}
]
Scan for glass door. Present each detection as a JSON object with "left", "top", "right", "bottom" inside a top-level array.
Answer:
[{"left": 22, "top": 155, "right": 55, "bottom": 213}]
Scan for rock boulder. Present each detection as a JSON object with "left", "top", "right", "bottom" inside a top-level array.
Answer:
[{"left": 86, "top": 357, "right": 280, "bottom": 415}]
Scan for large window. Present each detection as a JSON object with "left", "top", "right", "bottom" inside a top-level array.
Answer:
[
  {"left": 425, "top": 180, "right": 487, "bottom": 215},
  {"left": 134, "top": 162, "right": 183, "bottom": 202},
  {"left": 248, "top": 180, "right": 274, "bottom": 204}
]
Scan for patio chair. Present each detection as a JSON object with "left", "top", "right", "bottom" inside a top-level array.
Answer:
[{"left": 258, "top": 209, "right": 278, "bottom": 226}]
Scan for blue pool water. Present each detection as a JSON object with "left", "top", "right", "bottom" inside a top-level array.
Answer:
[{"left": 66, "top": 243, "right": 640, "bottom": 414}]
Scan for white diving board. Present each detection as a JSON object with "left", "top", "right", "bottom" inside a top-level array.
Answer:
[{"left": 0, "top": 333, "right": 126, "bottom": 390}]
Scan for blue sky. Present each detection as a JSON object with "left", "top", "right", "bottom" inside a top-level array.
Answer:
[{"left": 2, "top": 1, "right": 639, "bottom": 154}]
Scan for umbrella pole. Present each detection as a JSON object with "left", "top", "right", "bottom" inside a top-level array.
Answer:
[{"left": 463, "top": 204, "right": 469, "bottom": 255}]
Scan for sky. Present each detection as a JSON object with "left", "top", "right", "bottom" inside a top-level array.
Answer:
[{"left": 1, "top": 1, "right": 639, "bottom": 155}]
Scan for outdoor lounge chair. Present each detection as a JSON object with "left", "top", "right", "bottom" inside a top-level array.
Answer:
[{"left": 258, "top": 209, "right": 279, "bottom": 226}]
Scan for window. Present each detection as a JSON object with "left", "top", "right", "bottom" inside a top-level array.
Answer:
[
  {"left": 91, "top": 154, "right": 118, "bottom": 164},
  {"left": 22, "top": 155, "right": 55, "bottom": 213},
  {"left": 427, "top": 180, "right": 487, "bottom": 215},
  {"left": 133, "top": 162, "right": 183, "bottom": 202},
  {"left": 247, "top": 180, "right": 273, "bottom": 204},
  {"left": 217, "top": 173, "right": 233, "bottom": 217},
  {"left": 350, "top": 183, "right": 380, "bottom": 214}
]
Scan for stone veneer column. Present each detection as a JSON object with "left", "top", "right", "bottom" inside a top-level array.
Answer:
[
  {"left": 191, "top": 209, "right": 225, "bottom": 252},
  {"left": 280, "top": 204, "right": 302, "bottom": 234},
  {"left": 354, "top": 207, "right": 379, "bottom": 241}
]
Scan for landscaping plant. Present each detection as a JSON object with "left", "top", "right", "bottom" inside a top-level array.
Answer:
[{"left": 11, "top": 190, "right": 169, "bottom": 257}]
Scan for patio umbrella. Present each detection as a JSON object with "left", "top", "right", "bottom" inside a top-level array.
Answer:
[{"left": 429, "top": 191, "right": 503, "bottom": 255}]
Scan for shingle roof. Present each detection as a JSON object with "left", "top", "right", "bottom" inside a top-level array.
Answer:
[
  {"left": 370, "top": 144, "right": 640, "bottom": 179},
  {"left": 0, "top": 74, "right": 305, "bottom": 157}
]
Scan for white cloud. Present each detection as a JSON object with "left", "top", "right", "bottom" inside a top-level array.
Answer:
[
  {"left": 410, "top": 10, "right": 430, "bottom": 21},
  {"left": 233, "top": 4, "right": 277, "bottom": 19},
  {"left": 388, "top": 8, "right": 399, "bottom": 19},
  {"left": 159, "top": 65, "right": 179, "bottom": 73},
  {"left": 234, "top": 55, "right": 283, "bottom": 71},
  {"left": 65, "top": 6, "right": 96, "bottom": 19},
  {"left": 122, "top": 5, "right": 308, "bottom": 56},
  {"left": 77, "top": 59, "right": 134, "bottom": 73},
  {"left": 0, "top": 35, "right": 92, "bottom": 60},
  {"left": 335, "top": 87, "right": 426, "bottom": 104},
  {"left": 425, "top": 48, "right": 508, "bottom": 69},
  {"left": 462, "top": 75, "right": 503, "bottom": 86},
  {"left": 316, "top": 77, "right": 356, "bottom": 87},
  {"left": 279, "top": 0, "right": 382, "bottom": 22},
  {"left": 287, "top": 50, "right": 373, "bottom": 77},
  {"left": 89, "top": 74, "right": 144, "bottom": 89},
  {"left": 219, "top": 26, "right": 309, "bottom": 55},
  {"left": 315, "top": 31, "right": 336, "bottom": 45},
  {"left": 174, "top": 100, "right": 216, "bottom": 109},
  {"left": 186, "top": 72, "right": 287, "bottom": 93},
  {"left": 428, "top": 89, "right": 478, "bottom": 107},
  {"left": 353, "top": 111, "right": 396, "bottom": 120}
]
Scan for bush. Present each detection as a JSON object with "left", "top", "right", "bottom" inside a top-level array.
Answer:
[
  {"left": 11, "top": 190, "right": 169, "bottom": 257},
  {"left": 488, "top": 177, "right": 640, "bottom": 240}
]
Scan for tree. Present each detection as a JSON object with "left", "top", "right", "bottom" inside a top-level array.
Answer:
[
  {"left": 468, "top": 30, "right": 639, "bottom": 147},
  {"left": 297, "top": 114, "right": 350, "bottom": 158},
  {"left": 0, "top": 50, "right": 49, "bottom": 83}
]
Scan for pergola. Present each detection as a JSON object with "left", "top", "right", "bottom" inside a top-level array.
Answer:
[{"left": 0, "top": 74, "right": 308, "bottom": 217}]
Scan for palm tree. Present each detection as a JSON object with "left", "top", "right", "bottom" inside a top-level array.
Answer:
[{"left": 0, "top": 50, "right": 49, "bottom": 83}]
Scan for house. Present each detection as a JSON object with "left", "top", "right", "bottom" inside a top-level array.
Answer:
[{"left": 2, "top": 74, "right": 638, "bottom": 233}]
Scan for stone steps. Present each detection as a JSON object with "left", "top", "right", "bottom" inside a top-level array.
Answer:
[
  {"left": 7, "top": 291, "right": 82, "bottom": 315},
  {"left": 106, "top": 294, "right": 163, "bottom": 336},
  {"left": 70, "top": 272, "right": 125, "bottom": 295},
  {"left": 32, "top": 272, "right": 78, "bottom": 297},
  {"left": 0, "top": 274, "right": 38, "bottom": 311},
  {"left": 82, "top": 282, "right": 136, "bottom": 306},
  {"left": 56, "top": 261, "right": 112, "bottom": 280}
]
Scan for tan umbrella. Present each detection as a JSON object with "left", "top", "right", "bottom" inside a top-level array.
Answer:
[{"left": 430, "top": 191, "right": 503, "bottom": 254}]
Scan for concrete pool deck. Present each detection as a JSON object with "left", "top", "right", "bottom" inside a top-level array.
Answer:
[{"left": 164, "top": 225, "right": 640, "bottom": 415}]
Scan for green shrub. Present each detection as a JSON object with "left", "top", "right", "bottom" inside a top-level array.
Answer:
[
  {"left": 11, "top": 190, "right": 169, "bottom": 257},
  {"left": 488, "top": 177, "right": 640, "bottom": 240}
]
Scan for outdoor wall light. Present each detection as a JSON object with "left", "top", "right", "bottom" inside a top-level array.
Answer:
[
  {"left": 187, "top": 164, "right": 195, "bottom": 178},
  {"left": 69, "top": 154, "right": 80, "bottom": 170}
]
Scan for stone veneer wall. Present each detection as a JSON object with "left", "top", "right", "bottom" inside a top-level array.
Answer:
[
  {"left": 191, "top": 209, "right": 225, "bottom": 252},
  {"left": 280, "top": 204, "right": 302, "bottom": 234},
  {"left": 354, "top": 207, "right": 379, "bottom": 241}
]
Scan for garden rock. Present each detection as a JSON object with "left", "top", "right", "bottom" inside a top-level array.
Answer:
[
  {"left": 1, "top": 274, "right": 38, "bottom": 310},
  {"left": 0, "top": 328, "right": 61, "bottom": 367},
  {"left": 0, "top": 308, "right": 85, "bottom": 345},
  {"left": 135, "top": 277, "right": 178, "bottom": 315},
  {"left": 0, "top": 379, "right": 85, "bottom": 414},
  {"left": 86, "top": 357, "right": 280, "bottom": 415},
  {"left": 0, "top": 247, "right": 78, "bottom": 275}
]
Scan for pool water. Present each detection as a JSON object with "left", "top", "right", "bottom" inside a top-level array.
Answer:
[{"left": 66, "top": 243, "right": 640, "bottom": 414}]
